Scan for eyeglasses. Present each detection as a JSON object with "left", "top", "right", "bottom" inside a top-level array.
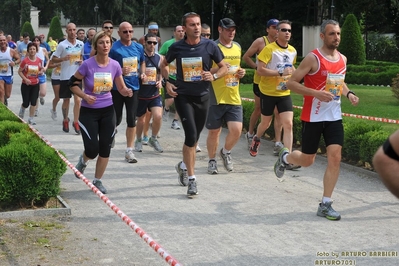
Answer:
[
  {"left": 146, "top": 41, "right": 157, "bottom": 45},
  {"left": 103, "top": 26, "right": 113, "bottom": 29},
  {"left": 122, "top": 30, "right": 133, "bottom": 34},
  {"left": 279, "top": 28, "right": 292, "bottom": 33},
  {"left": 201, "top": 33, "right": 211, "bottom": 37}
]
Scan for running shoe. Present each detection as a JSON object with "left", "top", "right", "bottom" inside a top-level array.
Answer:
[
  {"left": 162, "top": 108, "right": 169, "bottom": 122},
  {"left": 134, "top": 139, "right": 143, "bottom": 152},
  {"left": 187, "top": 179, "right": 198, "bottom": 196},
  {"left": 28, "top": 118, "right": 36, "bottom": 125},
  {"left": 286, "top": 164, "right": 301, "bottom": 170},
  {"left": 245, "top": 132, "right": 253, "bottom": 151},
  {"left": 34, "top": 109, "right": 38, "bottom": 117},
  {"left": 249, "top": 136, "right": 260, "bottom": 157},
  {"left": 317, "top": 201, "right": 341, "bottom": 221},
  {"left": 18, "top": 107, "right": 25, "bottom": 119},
  {"left": 220, "top": 148, "right": 233, "bottom": 172},
  {"left": 93, "top": 179, "right": 107, "bottom": 194},
  {"left": 75, "top": 154, "right": 87, "bottom": 178},
  {"left": 196, "top": 144, "right": 201, "bottom": 153},
  {"left": 62, "top": 118, "right": 70, "bottom": 133},
  {"left": 274, "top": 147, "right": 289, "bottom": 178},
  {"left": 273, "top": 142, "right": 284, "bottom": 156},
  {"left": 125, "top": 149, "right": 138, "bottom": 163},
  {"left": 176, "top": 161, "right": 188, "bottom": 186},
  {"left": 207, "top": 159, "right": 218, "bottom": 175},
  {"left": 142, "top": 135, "right": 149, "bottom": 145},
  {"left": 72, "top": 121, "right": 80, "bottom": 135},
  {"left": 50, "top": 109, "right": 57, "bottom": 120},
  {"left": 40, "top": 97, "right": 45, "bottom": 105},
  {"left": 171, "top": 120, "right": 181, "bottom": 130},
  {"left": 148, "top": 137, "right": 163, "bottom": 153}
]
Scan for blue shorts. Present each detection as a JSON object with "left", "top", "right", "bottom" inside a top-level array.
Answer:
[
  {"left": 39, "top": 74, "right": 46, "bottom": 84},
  {"left": 0, "top": 76, "right": 13, "bottom": 84},
  {"left": 136, "top": 95, "right": 163, "bottom": 117}
]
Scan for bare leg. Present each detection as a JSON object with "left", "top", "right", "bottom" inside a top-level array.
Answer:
[
  {"left": 94, "top": 156, "right": 109, "bottom": 179},
  {"left": 248, "top": 94, "right": 260, "bottom": 135},
  {"left": 126, "top": 127, "right": 136, "bottom": 148},
  {"left": 207, "top": 128, "right": 222, "bottom": 159},
  {"left": 183, "top": 144, "right": 196, "bottom": 176}
]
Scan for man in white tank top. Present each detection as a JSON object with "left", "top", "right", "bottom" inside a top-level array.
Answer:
[{"left": 0, "top": 35, "right": 20, "bottom": 105}]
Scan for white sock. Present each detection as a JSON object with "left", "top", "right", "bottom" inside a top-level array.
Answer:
[
  {"left": 126, "top": 147, "right": 133, "bottom": 152},
  {"left": 275, "top": 141, "right": 282, "bottom": 146},
  {"left": 247, "top": 132, "right": 253, "bottom": 137},
  {"left": 94, "top": 177, "right": 101, "bottom": 182},
  {"left": 188, "top": 175, "right": 196, "bottom": 181},
  {"left": 282, "top": 154, "right": 289, "bottom": 164},
  {"left": 180, "top": 161, "right": 187, "bottom": 169},
  {"left": 222, "top": 147, "right": 230, "bottom": 154},
  {"left": 322, "top": 197, "right": 332, "bottom": 204}
]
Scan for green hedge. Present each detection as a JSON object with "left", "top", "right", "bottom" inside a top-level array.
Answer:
[{"left": 0, "top": 105, "right": 67, "bottom": 208}]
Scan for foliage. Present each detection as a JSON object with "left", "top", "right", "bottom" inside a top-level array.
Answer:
[
  {"left": 0, "top": 0, "right": 21, "bottom": 39},
  {"left": 365, "top": 31, "right": 399, "bottom": 62},
  {"left": 21, "top": 0, "right": 32, "bottom": 25},
  {"left": 0, "top": 113, "right": 67, "bottom": 208},
  {"left": 47, "top": 16, "right": 64, "bottom": 41},
  {"left": 20, "top": 21, "right": 35, "bottom": 40},
  {"left": 359, "top": 130, "right": 390, "bottom": 166},
  {"left": 391, "top": 74, "right": 399, "bottom": 102},
  {"left": 339, "top": 14, "right": 366, "bottom": 65}
]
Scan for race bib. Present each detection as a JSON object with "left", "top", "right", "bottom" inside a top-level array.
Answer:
[
  {"left": 182, "top": 57, "right": 202, "bottom": 82},
  {"left": 169, "top": 60, "right": 177, "bottom": 78},
  {"left": 326, "top": 73, "right": 345, "bottom": 101},
  {"left": 0, "top": 60, "right": 8, "bottom": 73},
  {"left": 224, "top": 65, "right": 239, "bottom": 87},
  {"left": 276, "top": 75, "right": 290, "bottom": 91},
  {"left": 93, "top": 72, "right": 113, "bottom": 94},
  {"left": 27, "top": 65, "right": 39, "bottom": 77},
  {"left": 123, "top": 57, "right": 138, "bottom": 76},
  {"left": 69, "top": 52, "right": 81, "bottom": 65},
  {"left": 143, "top": 66, "right": 157, "bottom": 85}
]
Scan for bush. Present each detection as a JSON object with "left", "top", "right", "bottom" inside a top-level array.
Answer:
[
  {"left": 20, "top": 21, "right": 35, "bottom": 40},
  {"left": 47, "top": 16, "right": 64, "bottom": 42},
  {"left": 391, "top": 73, "right": 399, "bottom": 101},
  {"left": 359, "top": 130, "right": 390, "bottom": 166},
  {"left": 0, "top": 114, "right": 67, "bottom": 208},
  {"left": 339, "top": 14, "right": 366, "bottom": 65}
]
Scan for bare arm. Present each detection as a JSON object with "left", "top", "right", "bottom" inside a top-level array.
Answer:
[
  {"left": 114, "top": 75, "right": 133, "bottom": 97},
  {"left": 242, "top": 38, "right": 263, "bottom": 69},
  {"left": 11, "top": 49, "right": 20, "bottom": 65}
]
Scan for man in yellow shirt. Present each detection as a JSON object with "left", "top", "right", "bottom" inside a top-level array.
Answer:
[
  {"left": 206, "top": 18, "right": 246, "bottom": 174},
  {"left": 48, "top": 36, "right": 57, "bottom": 55}
]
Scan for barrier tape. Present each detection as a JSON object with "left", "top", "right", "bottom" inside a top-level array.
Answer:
[
  {"left": 241, "top": 97, "right": 399, "bottom": 124},
  {"left": 29, "top": 126, "right": 182, "bottom": 266}
]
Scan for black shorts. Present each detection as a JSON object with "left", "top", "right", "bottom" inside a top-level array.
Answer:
[
  {"left": 253, "top": 83, "right": 261, "bottom": 98},
  {"left": 60, "top": 80, "right": 82, "bottom": 99},
  {"left": 260, "top": 94, "right": 293, "bottom": 116},
  {"left": 301, "top": 120, "right": 344, "bottom": 154},
  {"left": 51, "top": 79, "right": 60, "bottom": 86},
  {"left": 206, "top": 104, "right": 243, "bottom": 130},
  {"left": 136, "top": 95, "right": 163, "bottom": 117}
]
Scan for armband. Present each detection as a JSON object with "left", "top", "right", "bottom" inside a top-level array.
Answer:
[
  {"left": 68, "top": 75, "right": 82, "bottom": 89},
  {"left": 383, "top": 138, "right": 399, "bottom": 161},
  {"left": 346, "top": 90, "right": 356, "bottom": 98}
]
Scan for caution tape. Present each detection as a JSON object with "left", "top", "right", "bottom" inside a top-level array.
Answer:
[{"left": 241, "top": 97, "right": 399, "bottom": 124}]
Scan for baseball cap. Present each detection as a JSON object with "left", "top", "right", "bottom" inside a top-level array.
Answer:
[
  {"left": 267, "top": 19, "right": 279, "bottom": 28},
  {"left": 219, "top": 18, "right": 237, "bottom": 29}
]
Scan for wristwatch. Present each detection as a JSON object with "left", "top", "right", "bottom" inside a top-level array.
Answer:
[
  {"left": 213, "top": 73, "right": 218, "bottom": 80},
  {"left": 278, "top": 68, "right": 284, "bottom": 77}
]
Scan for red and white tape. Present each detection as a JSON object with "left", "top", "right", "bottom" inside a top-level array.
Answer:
[
  {"left": 241, "top": 97, "right": 399, "bottom": 124},
  {"left": 29, "top": 126, "right": 182, "bottom": 266}
]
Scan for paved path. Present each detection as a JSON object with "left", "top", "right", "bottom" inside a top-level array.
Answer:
[{"left": 5, "top": 73, "right": 399, "bottom": 265}]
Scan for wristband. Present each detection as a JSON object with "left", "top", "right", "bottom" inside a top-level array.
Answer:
[{"left": 346, "top": 90, "right": 356, "bottom": 98}]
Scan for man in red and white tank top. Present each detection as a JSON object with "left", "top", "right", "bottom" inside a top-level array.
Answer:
[{"left": 274, "top": 20, "right": 359, "bottom": 221}]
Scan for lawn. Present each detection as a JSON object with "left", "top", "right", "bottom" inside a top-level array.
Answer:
[{"left": 239, "top": 83, "right": 399, "bottom": 134}]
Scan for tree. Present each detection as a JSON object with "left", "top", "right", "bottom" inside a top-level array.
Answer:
[
  {"left": 21, "top": 0, "right": 32, "bottom": 24},
  {"left": 339, "top": 14, "right": 366, "bottom": 65},
  {"left": 20, "top": 21, "right": 35, "bottom": 40},
  {"left": 47, "top": 16, "right": 64, "bottom": 42}
]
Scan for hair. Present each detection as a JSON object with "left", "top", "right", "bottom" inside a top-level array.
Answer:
[
  {"left": 92, "top": 30, "right": 111, "bottom": 50},
  {"left": 148, "top": 21, "right": 158, "bottom": 26},
  {"left": 276, "top": 20, "right": 292, "bottom": 30},
  {"left": 77, "top": 28, "right": 85, "bottom": 34},
  {"left": 144, "top": 33, "right": 157, "bottom": 41},
  {"left": 23, "top": 32, "right": 29, "bottom": 38},
  {"left": 27, "top": 42, "right": 38, "bottom": 52},
  {"left": 102, "top": 20, "right": 113, "bottom": 27},
  {"left": 201, "top": 23, "right": 210, "bottom": 30},
  {"left": 32, "top": 36, "right": 41, "bottom": 42},
  {"left": 174, "top": 25, "right": 183, "bottom": 32},
  {"left": 181, "top": 12, "right": 200, "bottom": 26},
  {"left": 320, "top": 19, "right": 339, "bottom": 34}
]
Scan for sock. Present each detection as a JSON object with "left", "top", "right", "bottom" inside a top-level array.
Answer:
[
  {"left": 94, "top": 177, "right": 101, "bottom": 182},
  {"left": 151, "top": 135, "right": 157, "bottom": 139},
  {"left": 247, "top": 132, "right": 253, "bottom": 137},
  {"left": 322, "top": 197, "right": 332, "bottom": 204},
  {"left": 275, "top": 141, "right": 282, "bottom": 146},
  {"left": 282, "top": 154, "right": 289, "bottom": 164},
  {"left": 222, "top": 147, "right": 230, "bottom": 154},
  {"left": 180, "top": 161, "right": 187, "bottom": 169},
  {"left": 188, "top": 175, "right": 196, "bottom": 181},
  {"left": 137, "top": 137, "right": 142, "bottom": 142},
  {"left": 126, "top": 147, "right": 133, "bottom": 152}
]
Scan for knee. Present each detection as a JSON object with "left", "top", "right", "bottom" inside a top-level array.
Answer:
[
  {"left": 85, "top": 147, "right": 99, "bottom": 159},
  {"left": 184, "top": 135, "right": 197, "bottom": 147}
]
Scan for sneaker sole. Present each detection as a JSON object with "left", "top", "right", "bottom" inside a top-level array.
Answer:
[
  {"left": 207, "top": 170, "right": 218, "bottom": 175},
  {"left": 125, "top": 158, "right": 138, "bottom": 163},
  {"left": 317, "top": 212, "right": 341, "bottom": 221}
]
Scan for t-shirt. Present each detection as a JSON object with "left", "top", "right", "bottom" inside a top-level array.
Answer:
[
  {"left": 109, "top": 40, "right": 144, "bottom": 91},
  {"left": 83, "top": 41, "right": 92, "bottom": 61},
  {"left": 48, "top": 40, "right": 58, "bottom": 52},
  {"left": 77, "top": 57, "right": 122, "bottom": 109},
  {"left": 138, "top": 53, "right": 161, "bottom": 99},
  {"left": 210, "top": 40, "right": 242, "bottom": 105},
  {"left": 159, "top": 38, "right": 177, "bottom": 80},
  {"left": 17, "top": 42, "right": 29, "bottom": 61},
  {"left": 8, "top": 41, "right": 17, "bottom": 50},
  {"left": 0, "top": 47, "right": 13, "bottom": 76},
  {"left": 52, "top": 39, "right": 84, "bottom": 80},
  {"left": 165, "top": 38, "right": 224, "bottom": 96},
  {"left": 20, "top": 56, "right": 43, "bottom": 85},
  {"left": 258, "top": 41, "right": 297, "bottom": 97}
]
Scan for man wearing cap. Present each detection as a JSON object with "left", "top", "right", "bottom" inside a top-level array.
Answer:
[
  {"left": 243, "top": 18, "right": 284, "bottom": 156},
  {"left": 139, "top": 22, "right": 162, "bottom": 52},
  {"left": 206, "top": 18, "right": 246, "bottom": 175},
  {"left": 161, "top": 12, "right": 228, "bottom": 196},
  {"left": 249, "top": 20, "right": 299, "bottom": 172}
]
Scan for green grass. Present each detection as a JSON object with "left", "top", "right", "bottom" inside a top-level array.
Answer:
[{"left": 240, "top": 83, "right": 399, "bottom": 134}]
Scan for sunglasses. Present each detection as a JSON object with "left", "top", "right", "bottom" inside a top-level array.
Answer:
[
  {"left": 279, "top": 28, "right": 292, "bottom": 33},
  {"left": 201, "top": 33, "right": 211, "bottom": 37},
  {"left": 122, "top": 30, "right": 133, "bottom": 34},
  {"left": 103, "top": 26, "right": 113, "bottom": 29},
  {"left": 146, "top": 41, "right": 157, "bottom": 45}
]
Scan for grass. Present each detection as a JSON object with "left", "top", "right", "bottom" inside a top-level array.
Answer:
[{"left": 240, "top": 83, "right": 399, "bottom": 134}]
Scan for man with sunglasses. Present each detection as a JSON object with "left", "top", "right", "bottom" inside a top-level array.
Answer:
[
  {"left": 161, "top": 12, "right": 228, "bottom": 197},
  {"left": 249, "top": 20, "right": 300, "bottom": 171},
  {"left": 109, "top": 21, "right": 147, "bottom": 163},
  {"left": 206, "top": 18, "right": 246, "bottom": 175},
  {"left": 243, "top": 19, "right": 284, "bottom": 156},
  {"left": 102, "top": 20, "right": 117, "bottom": 43},
  {"left": 201, "top": 23, "right": 211, "bottom": 39}
]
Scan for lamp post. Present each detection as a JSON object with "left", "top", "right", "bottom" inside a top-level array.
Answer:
[
  {"left": 211, "top": 0, "right": 214, "bottom": 39},
  {"left": 94, "top": 4, "right": 99, "bottom": 31},
  {"left": 143, "top": 0, "right": 147, "bottom": 36},
  {"left": 331, "top": 0, "right": 335, "bottom": 19}
]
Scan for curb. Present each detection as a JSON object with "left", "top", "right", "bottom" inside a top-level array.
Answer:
[{"left": 0, "top": 195, "right": 71, "bottom": 219}]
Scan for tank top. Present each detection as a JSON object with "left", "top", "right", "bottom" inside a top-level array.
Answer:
[
  {"left": 138, "top": 52, "right": 161, "bottom": 99},
  {"left": 0, "top": 47, "right": 13, "bottom": 76},
  {"left": 301, "top": 48, "right": 346, "bottom": 122},
  {"left": 254, "top": 36, "right": 271, "bottom": 84}
]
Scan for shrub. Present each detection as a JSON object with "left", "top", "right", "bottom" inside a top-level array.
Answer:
[
  {"left": 241, "top": 69, "right": 255, "bottom": 84},
  {"left": 339, "top": 14, "right": 366, "bottom": 65},
  {"left": 359, "top": 130, "right": 390, "bottom": 166},
  {"left": 391, "top": 73, "right": 399, "bottom": 101},
  {"left": 20, "top": 21, "right": 35, "bottom": 40},
  {"left": 47, "top": 16, "right": 64, "bottom": 42}
]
